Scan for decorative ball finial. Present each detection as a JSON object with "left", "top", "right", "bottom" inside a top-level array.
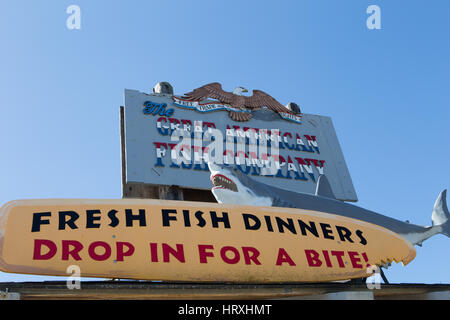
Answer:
[
  {"left": 286, "top": 102, "right": 301, "bottom": 114},
  {"left": 153, "top": 82, "right": 173, "bottom": 95}
]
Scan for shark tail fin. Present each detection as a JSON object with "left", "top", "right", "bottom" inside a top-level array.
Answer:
[{"left": 431, "top": 189, "right": 450, "bottom": 237}]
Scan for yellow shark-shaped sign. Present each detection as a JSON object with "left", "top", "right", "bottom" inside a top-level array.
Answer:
[{"left": 0, "top": 199, "right": 415, "bottom": 282}]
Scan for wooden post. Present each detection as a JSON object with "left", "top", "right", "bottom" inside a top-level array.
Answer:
[
  {"left": 120, "top": 106, "right": 127, "bottom": 198},
  {"left": 158, "top": 186, "right": 184, "bottom": 200}
]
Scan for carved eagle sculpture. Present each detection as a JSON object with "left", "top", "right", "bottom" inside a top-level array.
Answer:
[{"left": 181, "top": 82, "right": 292, "bottom": 122}]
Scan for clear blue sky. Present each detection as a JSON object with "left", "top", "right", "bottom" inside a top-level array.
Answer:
[{"left": 0, "top": 0, "right": 449, "bottom": 284}]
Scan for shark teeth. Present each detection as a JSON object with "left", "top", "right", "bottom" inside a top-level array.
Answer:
[
  {"left": 369, "top": 254, "right": 414, "bottom": 271},
  {"left": 211, "top": 174, "right": 238, "bottom": 192}
]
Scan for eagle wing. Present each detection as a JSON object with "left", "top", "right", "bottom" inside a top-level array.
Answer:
[
  {"left": 244, "top": 90, "right": 289, "bottom": 113},
  {"left": 182, "top": 82, "right": 235, "bottom": 104}
]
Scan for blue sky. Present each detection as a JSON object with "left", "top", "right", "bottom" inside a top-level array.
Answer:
[{"left": 0, "top": 0, "right": 449, "bottom": 284}]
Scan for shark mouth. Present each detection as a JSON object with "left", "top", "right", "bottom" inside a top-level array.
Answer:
[{"left": 211, "top": 174, "right": 238, "bottom": 192}]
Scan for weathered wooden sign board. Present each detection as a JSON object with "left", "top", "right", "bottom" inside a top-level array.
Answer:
[
  {"left": 122, "top": 86, "right": 357, "bottom": 202},
  {"left": 0, "top": 199, "right": 415, "bottom": 282}
]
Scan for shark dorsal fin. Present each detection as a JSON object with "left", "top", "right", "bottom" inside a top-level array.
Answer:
[{"left": 315, "top": 175, "right": 336, "bottom": 199}]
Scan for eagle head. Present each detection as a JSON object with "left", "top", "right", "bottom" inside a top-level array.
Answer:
[{"left": 232, "top": 87, "right": 248, "bottom": 96}]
